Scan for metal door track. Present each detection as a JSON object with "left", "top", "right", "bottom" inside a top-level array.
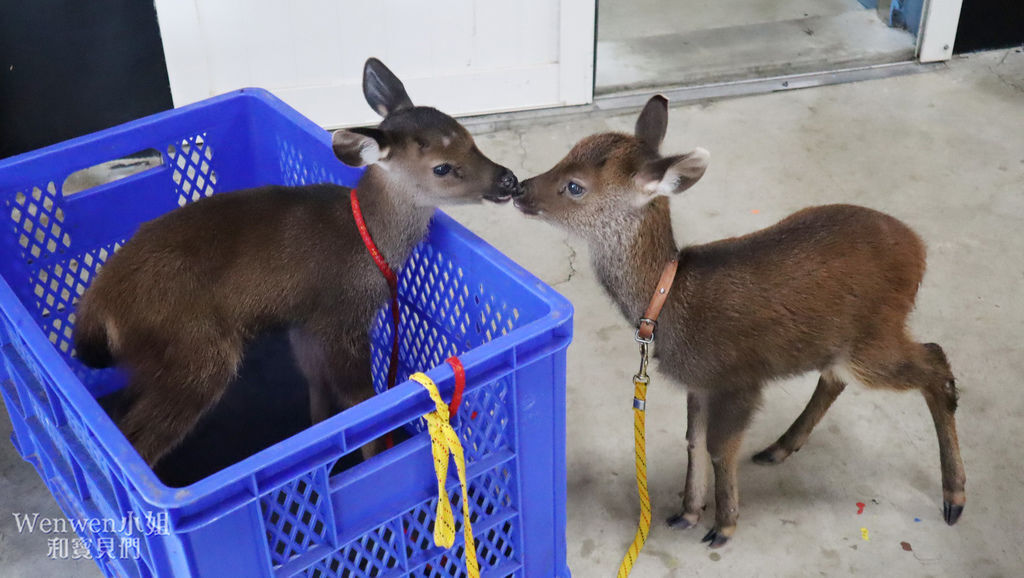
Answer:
[{"left": 460, "top": 61, "right": 943, "bottom": 134}]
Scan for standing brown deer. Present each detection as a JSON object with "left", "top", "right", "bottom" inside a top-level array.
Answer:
[
  {"left": 514, "top": 95, "right": 965, "bottom": 548},
  {"left": 73, "top": 58, "right": 521, "bottom": 467}
]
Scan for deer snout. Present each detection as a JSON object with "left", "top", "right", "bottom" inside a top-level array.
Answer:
[
  {"left": 512, "top": 178, "right": 540, "bottom": 215},
  {"left": 485, "top": 167, "right": 521, "bottom": 204},
  {"left": 498, "top": 168, "right": 521, "bottom": 197}
]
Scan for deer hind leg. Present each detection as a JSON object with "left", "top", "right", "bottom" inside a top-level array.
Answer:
[
  {"left": 292, "top": 324, "right": 382, "bottom": 460},
  {"left": 668, "top": 391, "right": 710, "bottom": 530},
  {"left": 118, "top": 333, "right": 243, "bottom": 468},
  {"left": 289, "top": 326, "right": 339, "bottom": 425},
  {"left": 327, "top": 335, "right": 382, "bottom": 460},
  {"left": 701, "top": 386, "right": 762, "bottom": 549},
  {"left": 853, "top": 339, "right": 966, "bottom": 525},
  {"left": 753, "top": 371, "right": 847, "bottom": 465}
]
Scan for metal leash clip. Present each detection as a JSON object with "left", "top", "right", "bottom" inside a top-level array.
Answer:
[{"left": 632, "top": 340, "right": 651, "bottom": 411}]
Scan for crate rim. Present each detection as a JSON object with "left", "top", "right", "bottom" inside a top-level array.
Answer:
[{"left": 0, "top": 90, "right": 573, "bottom": 514}]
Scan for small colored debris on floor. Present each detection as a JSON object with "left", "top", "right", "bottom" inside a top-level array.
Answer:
[
  {"left": 856, "top": 502, "right": 865, "bottom": 514},
  {"left": 861, "top": 527, "right": 870, "bottom": 541},
  {"left": 900, "top": 541, "right": 912, "bottom": 552}
]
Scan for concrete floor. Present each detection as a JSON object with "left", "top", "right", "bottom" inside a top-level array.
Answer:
[
  {"left": 2, "top": 49, "right": 1023, "bottom": 576},
  {"left": 597, "top": 0, "right": 915, "bottom": 93}
]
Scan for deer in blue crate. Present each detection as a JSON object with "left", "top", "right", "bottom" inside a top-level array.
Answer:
[
  {"left": 73, "top": 58, "right": 521, "bottom": 468},
  {"left": 513, "top": 95, "right": 966, "bottom": 547}
]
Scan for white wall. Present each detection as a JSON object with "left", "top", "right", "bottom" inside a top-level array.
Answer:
[{"left": 155, "top": 0, "right": 595, "bottom": 127}]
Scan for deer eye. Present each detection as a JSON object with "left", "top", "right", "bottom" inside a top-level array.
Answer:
[
  {"left": 433, "top": 163, "right": 453, "bottom": 176},
  {"left": 566, "top": 181, "right": 586, "bottom": 198}
]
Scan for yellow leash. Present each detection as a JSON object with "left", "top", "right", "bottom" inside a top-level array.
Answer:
[
  {"left": 409, "top": 372, "right": 480, "bottom": 578},
  {"left": 617, "top": 339, "right": 653, "bottom": 577},
  {"left": 618, "top": 259, "right": 676, "bottom": 576}
]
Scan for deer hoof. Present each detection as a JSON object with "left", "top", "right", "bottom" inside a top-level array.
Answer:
[
  {"left": 667, "top": 512, "right": 700, "bottom": 529},
  {"left": 943, "top": 501, "right": 964, "bottom": 526},
  {"left": 752, "top": 445, "right": 788, "bottom": 465},
  {"left": 701, "top": 528, "right": 731, "bottom": 549}
]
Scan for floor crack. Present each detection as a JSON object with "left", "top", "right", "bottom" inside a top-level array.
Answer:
[
  {"left": 553, "top": 236, "right": 578, "bottom": 287},
  {"left": 988, "top": 49, "right": 1024, "bottom": 94},
  {"left": 515, "top": 129, "right": 529, "bottom": 172}
]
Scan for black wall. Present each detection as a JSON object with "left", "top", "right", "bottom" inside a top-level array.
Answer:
[
  {"left": 955, "top": 0, "right": 1024, "bottom": 53},
  {"left": 0, "top": 1, "right": 173, "bottom": 159}
]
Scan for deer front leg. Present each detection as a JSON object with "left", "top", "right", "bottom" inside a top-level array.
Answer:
[
  {"left": 667, "top": 391, "right": 709, "bottom": 530},
  {"left": 702, "top": 387, "right": 761, "bottom": 548}
]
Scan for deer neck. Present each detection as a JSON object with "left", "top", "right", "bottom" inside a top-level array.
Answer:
[
  {"left": 589, "top": 197, "right": 679, "bottom": 323},
  {"left": 353, "top": 166, "right": 436, "bottom": 269}
]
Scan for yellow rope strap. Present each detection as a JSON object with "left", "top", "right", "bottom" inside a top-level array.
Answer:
[
  {"left": 409, "top": 372, "right": 480, "bottom": 578},
  {"left": 618, "top": 345, "right": 652, "bottom": 577}
]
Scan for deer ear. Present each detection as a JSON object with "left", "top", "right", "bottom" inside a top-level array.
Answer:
[
  {"left": 634, "top": 148, "right": 710, "bottom": 199},
  {"left": 635, "top": 95, "right": 669, "bottom": 152},
  {"left": 363, "top": 58, "right": 414, "bottom": 117},
  {"left": 332, "top": 128, "right": 391, "bottom": 167}
]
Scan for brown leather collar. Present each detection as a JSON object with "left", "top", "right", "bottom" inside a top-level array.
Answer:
[{"left": 636, "top": 260, "right": 679, "bottom": 342}]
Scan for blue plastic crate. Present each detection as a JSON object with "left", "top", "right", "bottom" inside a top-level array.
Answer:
[{"left": 0, "top": 89, "right": 573, "bottom": 578}]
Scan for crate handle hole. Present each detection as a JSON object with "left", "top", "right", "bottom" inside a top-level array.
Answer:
[{"left": 62, "top": 148, "right": 164, "bottom": 197}]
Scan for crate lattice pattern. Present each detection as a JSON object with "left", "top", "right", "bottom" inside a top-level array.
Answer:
[
  {"left": 169, "top": 134, "right": 216, "bottom": 207},
  {"left": 371, "top": 242, "right": 521, "bottom": 438},
  {"left": 452, "top": 377, "right": 514, "bottom": 463},
  {"left": 6, "top": 182, "right": 71, "bottom": 261},
  {"left": 3, "top": 133, "right": 218, "bottom": 395},
  {"left": 304, "top": 520, "right": 404, "bottom": 578},
  {"left": 404, "top": 464, "right": 517, "bottom": 563},
  {"left": 298, "top": 463, "right": 520, "bottom": 578},
  {"left": 404, "top": 519, "right": 519, "bottom": 578},
  {"left": 34, "top": 241, "right": 123, "bottom": 356},
  {"left": 278, "top": 137, "right": 339, "bottom": 188},
  {"left": 262, "top": 469, "right": 335, "bottom": 567}
]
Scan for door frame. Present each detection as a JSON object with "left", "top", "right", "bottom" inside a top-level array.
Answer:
[
  {"left": 559, "top": 0, "right": 597, "bottom": 106},
  {"left": 917, "top": 0, "right": 965, "bottom": 61}
]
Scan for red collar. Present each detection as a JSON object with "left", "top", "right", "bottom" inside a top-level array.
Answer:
[
  {"left": 350, "top": 188, "right": 398, "bottom": 292},
  {"left": 350, "top": 188, "right": 467, "bottom": 431},
  {"left": 351, "top": 189, "right": 400, "bottom": 399}
]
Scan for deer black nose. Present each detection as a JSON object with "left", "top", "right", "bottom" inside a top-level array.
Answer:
[{"left": 498, "top": 169, "right": 522, "bottom": 197}]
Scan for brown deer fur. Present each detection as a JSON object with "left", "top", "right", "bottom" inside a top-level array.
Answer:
[
  {"left": 514, "top": 95, "right": 965, "bottom": 548},
  {"left": 74, "top": 59, "right": 520, "bottom": 467}
]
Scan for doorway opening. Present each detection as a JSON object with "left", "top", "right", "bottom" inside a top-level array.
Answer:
[{"left": 596, "top": 0, "right": 919, "bottom": 95}]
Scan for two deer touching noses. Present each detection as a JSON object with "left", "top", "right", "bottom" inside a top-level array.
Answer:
[{"left": 74, "top": 58, "right": 964, "bottom": 550}]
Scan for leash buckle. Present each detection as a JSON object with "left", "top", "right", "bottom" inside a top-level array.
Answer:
[{"left": 634, "top": 318, "right": 656, "bottom": 344}]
